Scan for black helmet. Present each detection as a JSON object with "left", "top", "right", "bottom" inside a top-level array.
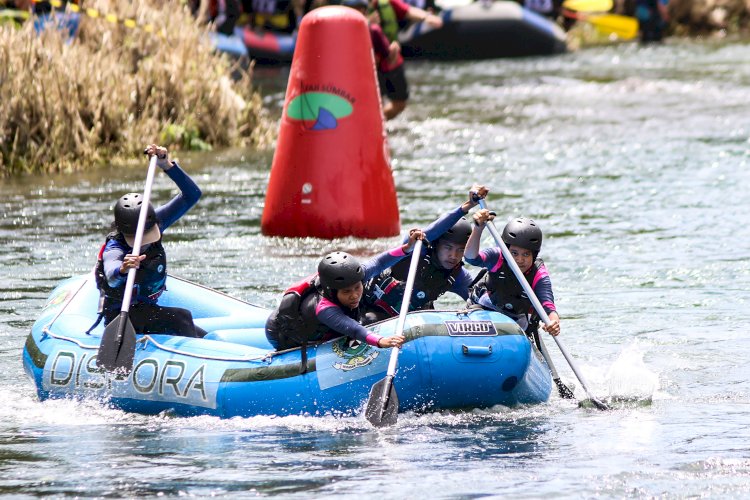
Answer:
[
  {"left": 438, "top": 216, "right": 472, "bottom": 246},
  {"left": 502, "top": 217, "right": 542, "bottom": 252},
  {"left": 114, "top": 193, "right": 157, "bottom": 235},
  {"left": 318, "top": 252, "right": 365, "bottom": 290},
  {"left": 342, "top": 0, "right": 368, "bottom": 7}
]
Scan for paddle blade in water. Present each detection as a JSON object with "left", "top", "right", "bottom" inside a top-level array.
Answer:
[
  {"left": 562, "top": 0, "right": 613, "bottom": 12},
  {"left": 97, "top": 312, "right": 136, "bottom": 374},
  {"left": 365, "top": 376, "right": 399, "bottom": 427},
  {"left": 554, "top": 377, "right": 576, "bottom": 399}
]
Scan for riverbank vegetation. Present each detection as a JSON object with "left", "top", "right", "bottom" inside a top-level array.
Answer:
[
  {"left": 0, "top": 0, "right": 273, "bottom": 176},
  {"left": 617, "top": 0, "right": 750, "bottom": 36},
  {"left": 668, "top": 0, "right": 750, "bottom": 35}
]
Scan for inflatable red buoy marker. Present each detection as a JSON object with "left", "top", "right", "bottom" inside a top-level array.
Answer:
[{"left": 261, "top": 6, "right": 400, "bottom": 239}]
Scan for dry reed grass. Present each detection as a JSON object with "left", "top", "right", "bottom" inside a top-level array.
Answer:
[{"left": 0, "top": 0, "right": 274, "bottom": 175}]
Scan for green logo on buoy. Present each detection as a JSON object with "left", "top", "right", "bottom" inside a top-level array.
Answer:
[{"left": 287, "top": 92, "right": 353, "bottom": 130}]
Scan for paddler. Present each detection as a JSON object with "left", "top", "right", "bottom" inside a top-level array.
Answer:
[
  {"left": 90, "top": 144, "right": 204, "bottom": 338},
  {"left": 264, "top": 229, "right": 426, "bottom": 351},
  {"left": 362, "top": 185, "right": 489, "bottom": 323},
  {"left": 464, "top": 210, "right": 561, "bottom": 336}
]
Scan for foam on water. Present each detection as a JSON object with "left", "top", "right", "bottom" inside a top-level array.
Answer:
[{"left": 605, "top": 342, "right": 660, "bottom": 404}]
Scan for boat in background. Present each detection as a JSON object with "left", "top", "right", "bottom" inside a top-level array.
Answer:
[
  {"left": 23, "top": 274, "right": 552, "bottom": 418},
  {"left": 400, "top": 1, "right": 567, "bottom": 60},
  {"left": 212, "top": 1, "right": 566, "bottom": 63}
]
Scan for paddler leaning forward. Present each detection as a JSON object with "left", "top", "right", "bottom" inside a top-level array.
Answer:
[{"left": 264, "top": 229, "right": 426, "bottom": 352}]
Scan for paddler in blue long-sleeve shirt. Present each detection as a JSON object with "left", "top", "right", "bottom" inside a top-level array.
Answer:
[
  {"left": 92, "top": 144, "right": 204, "bottom": 338},
  {"left": 362, "top": 185, "right": 489, "bottom": 323},
  {"left": 464, "top": 209, "right": 560, "bottom": 337}
]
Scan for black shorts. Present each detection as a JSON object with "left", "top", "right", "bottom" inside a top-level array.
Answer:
[
  {"left": 378, "top": 65, "right": 409, "bottom": 102},
  {"left": 105, "top": 302, "right": 204, "bottom": 338}
]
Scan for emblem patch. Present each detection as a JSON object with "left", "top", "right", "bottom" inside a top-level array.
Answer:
[
  {"left": 316, "top": 337, "right": 389, "bottom": 390},
  {"left": 331, "top": 338, "right": 380, "bottom": 371}
]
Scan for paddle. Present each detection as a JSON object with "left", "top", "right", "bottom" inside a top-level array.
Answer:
[
  {"left": 562, "top": 0, "right": 613, "bottom": 13},
  {"left": 365, "top": 238, "right": 424, "bottom": 427},
  {"left": 563, "top": 10, "right": 639, "bottom": 40},
  {"left": 478, "top": 200, "right": 609, "bottom": 410},
  {"left": 535, "top": 329, "right": 575, "bottom": 399},
  {"left": 96, "top": 153, "right": 159, "bottom": 374}
]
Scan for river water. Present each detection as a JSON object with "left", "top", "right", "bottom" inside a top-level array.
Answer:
[{"left": 2, "top": 39, "right": 750, "bottom": 497}]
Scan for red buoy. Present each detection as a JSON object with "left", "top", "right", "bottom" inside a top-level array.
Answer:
[{"left": 261, "top": 6, "right": 400, "bottom": 239}]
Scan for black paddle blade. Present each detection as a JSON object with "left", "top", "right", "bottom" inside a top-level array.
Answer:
[
  {"left": 96, "top": 312, "right": 136, "bottom": 374},
  {"left": 554, "top": 377, "right": 576, "bottom": 400},
  {"left": 578, "top": 396, "right": 611, "bottom": 411},
  {"left": 365, "top": 376, "right": 399, "bottom": 427},
  {"left": 589, "top": 396, "right": 611, "bottom": 411}
]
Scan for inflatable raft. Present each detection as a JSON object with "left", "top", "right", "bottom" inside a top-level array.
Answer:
[
  {"left": 23, "top": 274, "right": 552, "bottom": 418},
  {"left": 213, "top": 1, "right": 566, "bottom": 63},
  {"left": 400, "top": 1, "right": 567, "bottom": 60}
]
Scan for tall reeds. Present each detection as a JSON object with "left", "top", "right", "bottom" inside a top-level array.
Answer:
[{"left": 0, "top": 0, "right": 273, "bottom": 175}]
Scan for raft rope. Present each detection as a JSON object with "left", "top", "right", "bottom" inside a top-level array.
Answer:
[
  {"left": 41, "top": 274, "right": 90, "bottom": 338},
  {"left": 137, "top": 335, "right": 275, "bottom": 363}
]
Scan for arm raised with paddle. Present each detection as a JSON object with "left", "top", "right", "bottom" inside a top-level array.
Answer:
[
  {"left": 96, "top": 152, "right": 159, "bottom": 373},
  {"left": 466, "top": 209, "right": 571, "bottom": 399},
  {"left": 365, "top": 236, "right": 424, "bottom": 427},
  {"left": 96, "top": 145, "right": 203, "bottom": 373},
  {"left": 470, "top": 200, "right": 609, "bottom": 410}
]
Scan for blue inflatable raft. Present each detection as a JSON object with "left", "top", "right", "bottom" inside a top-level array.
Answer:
[{"left": 23, "top": 274, "right": 552, "bottom": 418}]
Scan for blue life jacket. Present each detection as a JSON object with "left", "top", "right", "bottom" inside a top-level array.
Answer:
[{"left": 94, "top": 232, "right": 167, "bottom": 312}]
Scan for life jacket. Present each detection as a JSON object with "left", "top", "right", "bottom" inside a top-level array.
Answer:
[
  {"left": 250, "top": 0, "right": 294, "bottom": 32},
  {"left": 93, "top": 232, "right": 167, "bottom": 311},
  {"left": 269, "top": 274, "right": 366, "bottom": 374},
  {"left": 270, "top": 274, "right": 323, "bottom": 350},
  {"left": 0, "top": 8, "right": 29, "bottom": 27},
  {"left": 365, "top": 246, "right": 462, "bottom": 317},
  {"left": 375, "top": 0, "right": 399, "bottom": 42},
  {"left": 482, "top": 257, "right": 544, "bottom": 317},
  {"left": 85, "top": 232, "right": 166, "bottom": 334}
]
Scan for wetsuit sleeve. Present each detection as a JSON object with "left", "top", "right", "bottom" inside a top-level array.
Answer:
[
  {"left": 317, "top": 302, "right": 382, "bottom": 346},
  {"left": 450, "top": 268, "right": 473, "bottom": 300},
  {"left": 102, "top": 239, "right": 128, "bottom": 287},
  {"left": 362, "top": 246, "right": 410, "bottom": 280},
  {"left": 403, "top": 205, "right": 464, "bottom": 244},
  {"left": 389, "top": 0, "right": 410, "bottom": 19},
  {"left": 154, "top": 161, "right": 202, "bottom": 232},
  {"left": 464, "top": 246, "right": 502, "bottom": 271},
  {"left": 532, "top": 263, "right": 556, "bottom": 314},
  {"left": 370, "top": 24, "right": 391, "bottom": 59}
]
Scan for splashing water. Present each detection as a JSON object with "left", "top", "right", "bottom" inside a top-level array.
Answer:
[{"left": 605, "top": 342, "right": 659, "bottom": 404}]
